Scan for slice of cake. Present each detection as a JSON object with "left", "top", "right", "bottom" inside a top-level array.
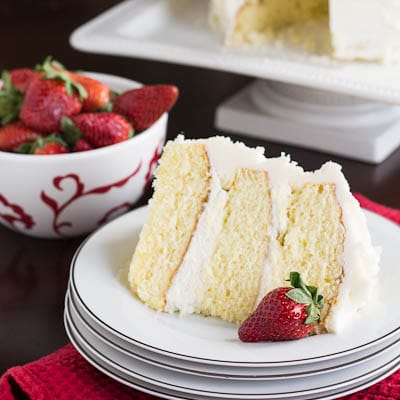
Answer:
[
  {"left": 209, "top": 0, "right": 400, "bottom": 63},
  {"left": 128, "top": 136, "right": 380, "bottom": 334}
]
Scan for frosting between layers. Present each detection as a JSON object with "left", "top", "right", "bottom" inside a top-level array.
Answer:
[
  {"left": 164, "top": 136, "right": 380, "bottom": 333},
  {"left": 165, "top": 164, "right": 228, "bottom": 314}
]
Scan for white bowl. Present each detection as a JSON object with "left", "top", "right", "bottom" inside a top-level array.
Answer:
[{"left": 0, "top": 72, "right": 167, "bottom": 238}]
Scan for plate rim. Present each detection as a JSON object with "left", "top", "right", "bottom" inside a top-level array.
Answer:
[
  {"left": 67, "top": 287, "right": 400, "bottom": 380},
  {"left": 64, "top": 306, "right": 400, "bottom": 398},
  {"left": 65, "top": 308, "right": 400, "bottom": 400}
]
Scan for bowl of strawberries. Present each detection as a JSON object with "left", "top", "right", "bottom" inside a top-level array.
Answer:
[{"left": 0, "top": 57, "right": 178, "bottom": 238}]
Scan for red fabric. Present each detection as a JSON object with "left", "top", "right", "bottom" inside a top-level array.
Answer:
[{"left": 0, "top": 194, "right": 399, "bottom": 400}]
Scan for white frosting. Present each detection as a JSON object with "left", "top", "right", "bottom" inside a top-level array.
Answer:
[
  {"left": 209, "top": 0, "right": 246, "bottom": 45},
  {"left": 164, "top": 136, "right": 380, "bottom": 333},
  {"left": 166, "top": 165, "right": 228, "bottom": 314},
  {"left": 209, "top": 0, "right": 400, "bottom": 62},
  {"left": 330, "top": 0, "right": 400, "bottom": 63}
]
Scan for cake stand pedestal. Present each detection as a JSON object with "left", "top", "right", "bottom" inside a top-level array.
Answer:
[{"left": 215, "top": 80, "right": 400, "bottom": 163}]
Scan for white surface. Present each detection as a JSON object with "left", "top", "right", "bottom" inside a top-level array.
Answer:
[
  {"left": 67, "top": 291, "right": 400, "bottom": 380},
  {"left": 70, "top": 0, "right": 400, "bottom": 104},
  {"left": 64, "top": 306, "right": 400, "bottom": 399},
  {"left": 71, "top": 205, "right": 400, "bottom": 366},
  {"left": 0, "top": 72, "right": 167, "bottom": 238},
  {"left": 216, "top": 81, "right": 400, "bottom": 163}
]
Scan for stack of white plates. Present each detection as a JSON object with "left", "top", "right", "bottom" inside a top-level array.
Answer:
[{"left": 64, "top": 206, "right": 400, "bottom": 400}]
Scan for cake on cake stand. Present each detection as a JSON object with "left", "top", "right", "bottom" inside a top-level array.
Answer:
[{"left": 69, "top": 0, "right": 400, "bottom": 164}]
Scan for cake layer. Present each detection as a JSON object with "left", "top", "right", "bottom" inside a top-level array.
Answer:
[
  {"left": 258, "top": 182, "right": 345, "bottom": 332},
  {"left": 128, "top": 141, "right": 212, "bottom": 310},
  {"left": 201, "top": 168, "right": 271, "bottom": 323}
]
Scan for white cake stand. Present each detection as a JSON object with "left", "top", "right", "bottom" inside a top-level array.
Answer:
[
  {"left": 70, "top": 0, "right": 400, "bottom": 163},
  {"left": 216, "top": 80, "right": 400, "bottom": 163}
]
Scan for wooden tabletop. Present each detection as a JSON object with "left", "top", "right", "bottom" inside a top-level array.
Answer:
[{"left": 0, "top": 0, "right": 399, "bottom": 376}]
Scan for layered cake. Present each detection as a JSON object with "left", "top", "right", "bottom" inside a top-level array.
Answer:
[
  {"left": 209, "top": 0, "right": 400, "bottom": 62},
  {"left": 128, "top": 136, "right": 380, "bottom": 334}
]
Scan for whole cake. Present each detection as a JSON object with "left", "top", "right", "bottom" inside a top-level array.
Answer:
[
  {"left": 209, "top": 0, "right": 400, "bottom": 63},
  {"left": 128, "top": 136, "right": 380, "bottom": 334}
]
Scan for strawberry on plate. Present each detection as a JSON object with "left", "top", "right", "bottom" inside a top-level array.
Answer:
[
  {"left": 238, "top": 272, "right": 324, "bottom": 342},
  {"left": 0, "top": 121, "right": 42, "bottom": 151},
  {"left": 16, "top": 133, "right": 68, "bottom": 155},
  {"left": 61, "top": 113, "right": 133, "bottom": 148},
  {"left": 113, "top": 84, "right": 179, "bottom": 132}
]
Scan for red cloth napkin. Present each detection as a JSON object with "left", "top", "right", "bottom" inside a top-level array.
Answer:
[{"left": 0, "top": 194, "right": 399, "bottom": 400}]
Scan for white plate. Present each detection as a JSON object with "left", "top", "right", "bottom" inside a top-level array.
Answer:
[
  {"left": 70, "top": 0, "right": 400, "bottom": 104},
  {"left": 65, "top": 306, "right": 400, "bottom": 399},
  {"left": 71, "top": 205, "right": 400, "bottom": 366},
  {"left": 65, "top": 315, "right": 400, "bottom": 400},
  {"left": 66, "top": 331, "right": 400, "bottom": 400},
  {"left": 67, "top": 287, "right": 400, "bottom": 380}
]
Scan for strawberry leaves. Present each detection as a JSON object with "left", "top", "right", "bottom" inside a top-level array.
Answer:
[
  {"left": 36, "top": 56, "right": 87, "bottom": 100},
  {"left": 286, "top": 271, "right": 324, "bottom": 325},
  {"left": 0, "top": 71, "right": 23, "bottom": 125},
  {"left": 16, "top": 133, "right": 67, "bottom": 154}
]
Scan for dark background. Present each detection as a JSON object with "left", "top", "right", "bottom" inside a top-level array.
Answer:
[{"left": 0, "top": 0, "right": 399, "bottom": 375}]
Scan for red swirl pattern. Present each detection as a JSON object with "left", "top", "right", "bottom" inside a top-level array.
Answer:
[
  {"left": 41, "top": 162, "right": 142, "bottom": 237},
  {"left": 0, "top": 194, "right": 35, "bottom": 232}
]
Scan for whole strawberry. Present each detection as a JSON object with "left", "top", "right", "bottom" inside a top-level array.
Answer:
[
  {"left": 238, "top": 272, "right": 324, "bottom": 342},
  {"left": 16, "top": 133, "right": 68, "bottom": 155},
  {"left": 0, "top": 121, "right": 42, "bottom": 151},
  {"left": 20, "top": 77, "right": 84, "bottom": 133},
  {"left": 61, "top": 113, "right": 133, "bottom": 148},
  {"left": 113, "top": 85, "right": 179, "bottom": 131}
]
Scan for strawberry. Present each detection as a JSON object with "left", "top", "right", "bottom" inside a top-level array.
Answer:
[
  {"left": 73, "top": 138, "right": 93, "bottom": 152},
  {"left": 113, "top": 85, "right": 179, "bottom": 131},
  {"left": 34, "top": 141, "right": 68, "bottom": 155},
  {"left": 0, "top": 121, "right": 42, "bottom": 151},
  {"left": 0, "top": 71, "right": 24, "bottom": 125},
  {"left": 61, "top": 113, "right": 133, "bottom": 148},
  {"left": 37, "top": 57, "right": 111, "bottom": 112},
  {"left": 70, "top": 74, "right": 111, "bottom": 112},
  {"left": 9, "top": 69, "right": 41, "bottom": 93},
  {"left": 16, "top": 133, "right": 68, "bottom": 155},
  {"left": 20, "top": 77, "right": 83, "bottom": 133},
  {"left": 238, "top": 272, "right": 324, "bottom": 342}
]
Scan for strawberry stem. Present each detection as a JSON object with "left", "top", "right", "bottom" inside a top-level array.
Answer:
[
  {"left": 285, "top": 272, "right": 324, "bottom": 325},
  {"left": 16, "top": 133, "right": 67, "bottom": 154},
  {"left": 37, "top": 56, "right": 87, "bottom": 101}
]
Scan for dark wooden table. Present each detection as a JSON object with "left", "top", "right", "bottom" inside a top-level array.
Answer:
[{"left": 0, "top": 0, "right": 399, "bottom": 377}]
